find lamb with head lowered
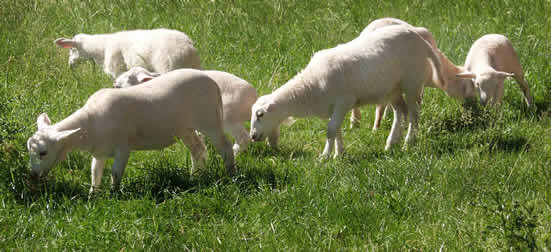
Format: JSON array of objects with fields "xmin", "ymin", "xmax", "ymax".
[
  {"xmin": 54, "ymin": 28, "xmax": 201, "ymax": 78},
  {"xmin": 114, "ymin": 67, "xmax": 258, "ymax": 156},
  {"xmin": 351, "ymin": 17, "xmax": 475, "ymax": 130},
  {"xmin": 27, "ymin": 69, "xmax": 234, "ymax": 193},
  {"xmin": 457, "ymin": 34, "xmax": 532, "ymax": 106},
  {"xmin": 250, "ymin": 25, "xmax": 446, "ymax": 159}
]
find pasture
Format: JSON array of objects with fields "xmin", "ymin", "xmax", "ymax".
[{"xmin": 1, "ymin": 0, "xmax": 550, "ymax": 250}]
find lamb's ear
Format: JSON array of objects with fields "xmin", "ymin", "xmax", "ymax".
[
  {"xmin": 281, "ymin": 117, "xmax": 296, "ymax": 126},
  {"xmin": 136, "ymin": 72, "xmax": 158, "ymax": 83},
  {"xmin": 54, "ymin": 128, "xmax": 81, "ymax": 142},
  {"xmin": 456, "ymin": 72, "xmax": 476, "ymax": 79},
  {"xmin": 54, "ymin": 38, "xmax": 75, "ymax": 48},
  {"xmin": 494, "ymin": 71, "xmax": 515, "ymax": 78},
  {"xmin": 37, "ymin": 113, "xmax": 51, "ymax": 130}
]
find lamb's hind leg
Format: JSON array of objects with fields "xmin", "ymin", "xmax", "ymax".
[
  {"xmin": 404, "ymin": 90, "xmax": 420, "ymax": 149},
  {"xmin": 386, "ymin": 94, "xmax": 407, "ymax": 151},
  {"xmin": 227, "ymin": 123, "xmax": 250, "ymax": 156},
  {"xmin": 111, "ymin": 146, "xmax": 130, "ymax": 191},
  {"xmin": 350, "ymin": 107, "xmax": 361, "ymax": 129},
  {"xmin": 201, "ymin": 127, "xmax": 235, "ymax": 174},
  {"xmin": 181, "ymin": 130, "xmax": 208, "ymax": 175}
]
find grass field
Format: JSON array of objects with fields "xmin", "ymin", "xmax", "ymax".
[{"xmin": 1, "ymin": 0, "xmax": 551, "ymax": 250}]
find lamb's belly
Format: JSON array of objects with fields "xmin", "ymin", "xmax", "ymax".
[{"xmin": 128, "ymin": 127, "xmax": 182, "ymax": 150}]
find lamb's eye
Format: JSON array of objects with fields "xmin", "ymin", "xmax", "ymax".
[
  {"xmin": 39, "ymin": 151, "xmax": 47, "ymax": 158},
  {"xmin": 256, "ymin": 111, "xmax": 264, "ymax": 118}
]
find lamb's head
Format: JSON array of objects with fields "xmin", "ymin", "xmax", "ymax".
[
  {"xmin": 250, "ymin": 95, "xmax": 283, "ymax": 142},
  {"xmin": 54, "ymin": 34, "xmax": 92, "ymax": 69},
  {"xmin": 457, "ymin": 71, "xmax": 514, "ymax": 105},
  {"xmin": 27, "ymin": 113, "xmax": 80, "ymax": 179},
  {"xmin": 114, "ymin": 67, "xmax": 160, "ymax": 88}
]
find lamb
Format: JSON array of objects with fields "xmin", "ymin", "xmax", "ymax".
[
  {"xmin": 54, "ymin": 28, "xmax": 202, "ymax": 78},
  {"xmin": 26, "ymin": 69, "xmax": 234, "ymax": 193},
  {"xmin": 250, "ymin": 25, "xmax": 446, "ymax": 158},
  {"xmin": 114, "ymin": 66, "xmax": 258, "ymax": 156},
  {"xmin": 351, "ymin": 17, "xmax": 475, "ymax": 130},
  {"xmin": 456, "ymin": 34, "xmax": 532, "ymax": 106}
]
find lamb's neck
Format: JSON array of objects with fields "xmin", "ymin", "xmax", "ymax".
[
  {"xmin": 440, "ymin": 52, "xmax": 465, "ymax": 85},
  {"xmin": 81, "ymin": 34, "xmax": 107, "ymax": 64},
  {"xmin": 272, "ymin": 74, "xmax": 321, "ymax": 118},
  {"xmin": 52, "ymin": 108, "xmax": 92, "ymax": 151}
]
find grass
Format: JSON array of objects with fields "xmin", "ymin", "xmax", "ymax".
[{"xmin": 1, "ymin": 0, "xmax": 551, "ymax": 250}]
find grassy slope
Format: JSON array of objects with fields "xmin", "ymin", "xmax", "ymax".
[{"xmin": 1, "ymin": 0, "xmax": 550, "ymax": 250}]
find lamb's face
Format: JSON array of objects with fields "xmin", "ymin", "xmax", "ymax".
[
  {"xmin": 27, "ymin": 113, "xmax": 81, "ymax": 179},
  {"xmin": 250, "ymin": 96, "xmax": 279, "ymax": 142},
  {"xmin": 114, "ymin": 67, "xmax": 159, "ymax": 88},
  {"xmin": 27, "ymin": 130, "xmax": 64, "ymax": 179},
  {"xmin": 473, "ymin": 71, "xmax": 512, "ymax": 105}
]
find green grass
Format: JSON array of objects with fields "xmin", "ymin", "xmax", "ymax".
[{"xmin": 1, "ymin": 0, "xmax": 551, "ymax": 250}]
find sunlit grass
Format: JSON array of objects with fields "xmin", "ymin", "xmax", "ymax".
[{"xmin": 1, "ymin": 0, "xmax": 550, "ymax": 250}]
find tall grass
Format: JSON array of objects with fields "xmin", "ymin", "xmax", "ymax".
[{"xmin": 1, "ymin": 0, "xmax": 550, "ymax": 250}]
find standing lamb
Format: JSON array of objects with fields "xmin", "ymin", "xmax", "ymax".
[
  {"xmin": 26, "ymin": 69, "xmax": 234, "ymax": 193},
  {"xmin": 54, "ymin": 29, "xmax": 202, "ymax": 78},
  {"xmin": 351, "ymin": 17, "xmax": 475, "ymax": 130},
  {"xmin": 250, "ymin": 25, "xmax": 446, "ymax": 158},
  {"xmin": 456, "ymin": 34, "xmax": 532, "ymax": 106},
  {"xmin": 114, "ymin": 66, "xmax": 258, "ymax": 156}
]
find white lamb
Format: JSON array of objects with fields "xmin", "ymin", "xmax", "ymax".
[
  {"xmin": 27, "ymin": 69, "xmax": 234, "ymax": 193},
  {"xmin": 54, "ymin": 28, "xmax": 202, "ymax": 78},
  {"xmin": 250, "ymin": 25, "xmax": 446, "ymax": 158},
  {"xmin": 456, "ymin": 34, "xmax": 532, "ymax": 106},
  {"xmin": 351, "ymin": 17, "xmax": 475, "ymax": 130},
  {"xmin": 114, "ymin": 66, "xmax": 258, "ymax": 156}
]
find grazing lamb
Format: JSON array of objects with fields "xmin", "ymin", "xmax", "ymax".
[
  {"xmin": 250, "ymin": 25, "xmax": 446, "ymax": 158},
  {"xmin": 54, "ymin": 29, "xmax": 201, "ymax": 78},
  {"xmin": 351, "ymin": 17, "xmax": 475, "ymax": 130},
  {"xmin": 456, "ymin": 34, "xmax": 532, "ymax": 106},
  {"xmin": 114, "ymin": 66, "xmax": 258, "ymax": 156},
  {"xmin": 27, "ymin": 69, "xmax": 234, "ymax": 193}
]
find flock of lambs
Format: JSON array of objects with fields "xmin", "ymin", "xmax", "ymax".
[{"xmin": 26, "ymin": 18, "xmax": 532, "ymax": 193}]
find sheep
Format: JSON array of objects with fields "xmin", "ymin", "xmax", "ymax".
[
  {"xmin": 351, "ymin": 17, "xmax": 475, "ymax": 130},
  {"xmin": 26, "ymin": 69, "xmax": 234, "ymax": 193},
  {"xmin": 250, "ymin": 25, "xmax": 446, "ymax": 158},
  {"xmin": 456, "ymin": 34, "xmax": 532, "ymax": 106},
  {"xmin": 114, "ymin": 66, "xmax": 258, "ymax": 156},
  {"xmin": 54, "ymin": 28, "xmax": 201, "ymax": 79}
]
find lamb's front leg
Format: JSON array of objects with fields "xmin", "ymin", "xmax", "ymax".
[
  {"xmin": 89, "ymin": 157, "xmax": 106, "ymax": 194},
  {"xmin": 321, "ymin": 102, "xmax": 352, "ymax": 159},
  {"xmin": 349, "ymin": 107, "xmax": 361, "ymax": 129},
  {"xmin": 111, "ymin": 146, "xmax": 130, "ymax": 191},
  {"xmin": 267, "ymin": 126, "xmax": 280, "ymax": 149}
]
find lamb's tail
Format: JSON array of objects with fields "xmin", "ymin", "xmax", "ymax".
[{"xmin": 419, "ymin": 35, "xmax": 447, "ymax": 90}]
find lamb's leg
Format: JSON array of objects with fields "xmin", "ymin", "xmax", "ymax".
[
  {"xmin": 89, "ymin": 157, "xmax": 106, "ymax": 194},
  {"xmin": 321, "ymin": 102, "xmax": 352, "ymax": 159},
  {"xmin": 181, "ymin": 131, "xmax": 208, "ymax": 175},
  {"xmin": 202, "ymin": 127, "xmax": 235, "ymax": 174},
  {"xmin": 513, "ymin": 75, "xmax": 533, "ymax": 106},
  {"xmin": 333, "ymin": 127, "xmax": 344, "ymax": 159},
  {"xmin": 495, "ymin": 83, "xmax": 505, "ymax": 105},
  {"xmin": 267, "ymin": 126, "xmax": 280, "ymax": 149},
  {"xmin": 386, "ymin": 95, "xmax": 406, "ymax": 151},
  {"xmin": 111, "ymin": 146, "xmax": 130, "ymax": 191},
  {"xmin": 227, "ymin": 123, "xmax": 250, "ymax": 157},
  {"xmin": 372, "ymin": 104, "xmax": 385, "ymax": 131},
  {"xmin": 404, "ymin": 91, "xmax": 420, "ymax": 149},
  {"xmin": 350, "ymin": 107, "xmax": 361, "ymax": 129}
]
